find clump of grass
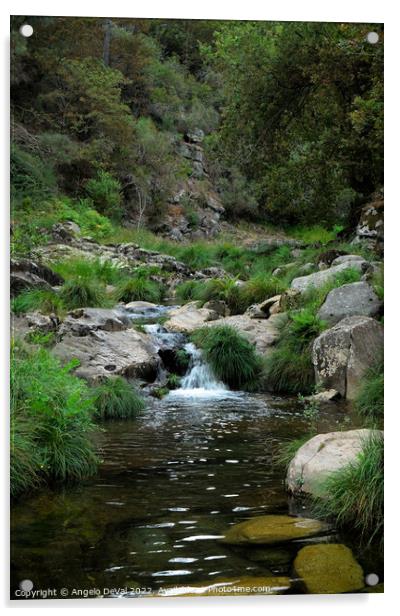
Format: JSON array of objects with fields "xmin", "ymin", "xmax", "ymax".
[
  {"xmin": 192, "ymin": 325, "xmax": 262, "ymax": 390},
  {"xmin": 53, "ymin": 257, "xmax": 124, "ymax": 286},
  {"xmin": 263, "ymin": 309, "xmax": 326, "ymax": 394},
  {"xmin": 242, "ymin": 274, "xmax": 287, "ymax": 306},
  {"xmin": 59, "ymin": 278, "xmax": 108, "ymax": 309},
  {"xmin": 290, "ymin": 225, "xmax": 342, "ymax": 245},
  {"xmin": 355, "ymin": 361, "xmax": 384, "ymax": 422},
  {"xmin": 11, "ymin": 289, "xmax": 64, "ymax": 316},
  {"xmin": 166, "ymin": 373, "xmax": 181, "ymax": 390},
  {"xmin": 313, "ymin": 432, "xmax": 384, "ymax": 546},
  {"xmin": 10, "ymin": 342, "xmax": 98, "ymax": 494},
  {"xmin": 93, "ymin": 377, "xmax": 145, "ymax": 421},
  {"xmin": 115, "ymin": 274, "xmax": 164, "ymax": 304},
  {"xmin": 175, "ymin": 280, "xmax": 201, "ymax": 303}
]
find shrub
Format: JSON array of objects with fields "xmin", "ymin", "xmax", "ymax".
[
  {"xmin": 10, "ymin": 343, "xmax": 98, "ymax": 493},
  {"xmin": 11, "ymin": 289, "xmax": 64, "ymax": 316},
  {"xmin": 355, "ymin": 361, "xmax": 384, "ymax": 422},
  {"xmin": 59, "ymin": 279, "xmax": 107, "ymax": 309},
  {"xmin": 85, "ymin": 171, "xmax": 123, "ymax": 220},
  {"xmin": 93, "ymin": 377, "xmax": 145, "ymax": 420},
  {"xmin": 192, "ymin": 325, "xmax": 262, "ymax": 390},
  {"xmin": 314, "ymin": 432, "xmax": 384, "ymax": 546}
]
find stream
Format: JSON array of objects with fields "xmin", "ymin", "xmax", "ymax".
[{"xmin": 10, "ymin": 305, "xmax": 381, "ymax": 598}]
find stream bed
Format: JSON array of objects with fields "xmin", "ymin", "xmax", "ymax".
[{"xmin": 11, "ymin": 386, "xmax": 381, "ymax": 598}]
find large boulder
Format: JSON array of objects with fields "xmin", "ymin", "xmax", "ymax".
[
  {"xmin": 290, "ymin": 260, "xmax": 368, "ymax": 293},
  {"xmin": 317, "ymin": 281, "xmax": 382, "ymax": 325},
  {"xmin": 312, "ymin": 316, "xmax": 383, "ymax": 398},
  {"xmin": 286, "ymin": 429, "xmax": 383, "ymax": 496},
  {"xmin": 221, "ymin": 515, "xmax": 329, "ymax": 546},
  {"xmin": 52, "ymin": 328, "xmax": 159, "ymax": 383},
  {"xmin": 203, "ymin": 313, "xmax": 283, "ymax": 355},
  {"xmin": 294, "ymin": 544, "xmax": 364, "ymax": 594},
  {"xmin": 58, "ymin": 307, "xmax": 131, "ymax": 337},
  {"xmin": 164, "ymin": 301, "xmax": 220, "ymax": 334},
  {"xmin": 353, "ymin": 193, "xmax": 384, "ymax": 254}
]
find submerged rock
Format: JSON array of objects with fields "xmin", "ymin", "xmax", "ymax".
[
  {"xmin": 159, "ymin": 576, "xmax": 291, "ymax": 596},
  {"xmin": 312, "ymin": 315, "xmax": 383, "ymax": 399},
  {"xmin": 286, "ymin": 429, "xmax": 383, "ymax": 496},
  {"xmin": 293, "ymin": 544, "xmax": 364, "ymax": 594},
  {"xmin": 221, "ymin": 515, "xmax": 329, "ymax": 545},
  {"xmin": 53, "ymin": 328, "xmax": 159, "ymax": 383},
  {"xmin": 317, "ymin": 281, "xmax": 382, "ymax": 325}
]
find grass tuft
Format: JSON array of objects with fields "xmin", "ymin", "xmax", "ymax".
[
  {"xmin": 355, "ymin": 361, "xmax": 384, "ymax": 423},
  {"xmin": 59, "ymin": 278, "xmax": 108, "ymax": 309},
  {"xmin": 93, "ymin": 377, "xmax": 145, "ymax": 421}
]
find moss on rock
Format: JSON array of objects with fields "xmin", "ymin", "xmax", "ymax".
[{"xmin": 221, "ymin": 515, "xmax": 329, "ymax": 545}]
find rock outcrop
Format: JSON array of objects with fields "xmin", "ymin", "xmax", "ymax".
[
  {"xmin": 312, "ymin": 316, "xmax": 383, "ymax": 398},
  {"xmin": 58, "ymin": 307, "xmax": 131, "ymax": 337},
  {"xmin": 53, "ymin": 328, "xmax": 159, "ymax": 383},
  {"xmin": 353, "ymin": 192, "xmax": 384, "ymax": 255},
  {"xmin": 317, "ymin": 281, "xmax": 382, "ymax": 325},
  {"xmin": 291, "ymin": 259, "xmax": 368, "ymax": 293},
  {"xmin": 11, "ymin": 258, "xmax": 64, "ymax": 296},
  {"xmin": 164, "ymin": 301, "xmax": 220, "ymax": 334},
  {"xmin": 286, "ymin": 429, "xmax": 383, "ymax": 496}
]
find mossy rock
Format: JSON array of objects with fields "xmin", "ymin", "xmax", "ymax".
[
  {"xmin": 159, "ymin": 576, "xmax": 291, "ymax": 597},
  {"xmin": 221, "ymin": 515, "xmax": 329, "ymax": 545},
  {"xmin": 294, "ymin": 544, "xmax": 364, "ymax": 594}
]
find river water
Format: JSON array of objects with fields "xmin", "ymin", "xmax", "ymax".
[{"xmin": 10, "ymin": 318, "xmax": 381, "ymax": 598}]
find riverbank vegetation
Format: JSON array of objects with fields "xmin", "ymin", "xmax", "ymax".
[{"xmin": 93, "ymin": 377, "xmax": 145, "ymax": 421}]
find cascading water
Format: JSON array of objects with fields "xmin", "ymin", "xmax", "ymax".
[{"xmin": 169, "ymin": 343, "xmax": 233, "ymax": 399}]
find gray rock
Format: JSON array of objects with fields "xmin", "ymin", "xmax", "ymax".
[
  {"xmin": 58, "ymin": 307, "xmax": 131, "ymax": 337},
  {"xmin": 53, "ymin": 328, "xmax": 159, "ymax": 383},
  {"xmin": 164, "ymin": 301, "xmax": 220, "ymax": 334},
  {"xmin": 291, "ymin": 260, "xmax": 368, "ymax": 293},
  {"xmin": 11, "ymin": 258, "xmax": 63, "ymax": 296},
  {"xmin": 330, "ymin": 254, "xmax": 366, "ymax": 267},
  {"xmin": 186, "ymin": 128, "xmax": 205, "ymax": 143},
  {"xmin": 306, "ymin": 389, "xmax": 340, "ymax": 402},
  {"xmin": 312, "ymin": 316, "xmax": 383, "ymax": 399},
  {"xmin": 287, "ymin": 429, "xmax": 383, "ymax": 496},
  {"xmin": 203, "ymin": 300, "xmax": 229, "ymax": 317},
  {"xmin": 245, "ymin": 295, "xmax": 282, "ymax": 319},
  {"xmin": 317, "ymin": 281, "xmax": 382, "ymax": 325}
]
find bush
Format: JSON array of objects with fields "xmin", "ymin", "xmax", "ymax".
[
  {"xmin": 11, "ymin": 289, "xmax": 64, "ymax": 316},
  {"xmin": 85, "ymin": 171, "xmax": 123, "ymax": 220},
  {"xmin": 59, "ymin": 279, "xmax": 108, "ymax": 309},
  {"xmin": 10, "ymin": 343, "xmax": 98, "ymax": 495},
  {"xmin": 314, "ymin": 432, "xmax": 384, "ymax": 546},
  {"xmin": 93, "ymin": 377, "xmax": 145, "ymax": 420},
  {"xmin": 355, "ymin": 361, "xmax": 384, "ymax": 422},
  {"xmin": 192, "ymin": 325, "xmax": 262, "ymax": 390}
]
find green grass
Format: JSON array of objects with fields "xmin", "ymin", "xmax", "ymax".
[
  {"xmin": 290, "ymin": 225, "xmax": 343, "ymax": 245},
  {"xmin": 93, "ymin": 377, "xmax": 145, "ymax": 421},
  {"xmin": 53, "ymin": 257, "xmax": 125, "ymax": 286},
  {"xmin": 114, "ymin": 273, "xmax": 165, "ymax": 304},
  {"xmin": 11, "ymin": 289, "xmax": 64, "ymax": 316},
  {"xmin": 59, "ymin": 278, "xmax": 108, "ymax": 309},
  {"xmin": 313, "ymin": 432, "xmax": 384, "ymax": 546},
  {"xmin": 10, "ymin": 342, "xmax": 98, "ymax": 495},
  {"xmin": 355, "ymin": 361, "xmax": 384, "ymax": 423},
  {"xmin": 192, "ymin": 325, "xmax": 262, "ymax": 390}
]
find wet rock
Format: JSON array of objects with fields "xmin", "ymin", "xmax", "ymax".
[
  {"xmin": 286, "ymin": 429, "xmax": 383, "ymax": 496},
  {"xmin": 58, "ymin": 307, "xmax": 131, "ymax": 337},
  {"xmin": 293, "ymin": 544, "xmax": 364, "ymax": 594},
  {"xmin": 164, "ymin": 301, "xmax": 220, "ymax": 334},
  {"xmin": 159, "ymin": 576, "xmax": 291, "ymax": 596},
  {"xmin": 312, "ymin": 316, "xmax": 383, "ymax": 398},
  {"xmin": 317, "ymin": 281, "xmax": 382, "ymax": 325},
  {"xmin": 291, "ymin": 260, "xmax": 368, "ymax": 293},
  {"xmin": 52, "ymin": 328, "xmax": 159, "ymax": 383},
  {"xmin": 221, "ymin": 515, "xmax": 329, "ymax": 545},
  {"xmin": 204, "ymin": 313, "xmax": 283, "ymax": 355}
]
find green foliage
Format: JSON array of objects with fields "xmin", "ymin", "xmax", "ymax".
[
  {"xmin": 11, "ymin": 342, "xmax": 98, "ymax": 495},
  {"xmin": 12, "ymin": 289, "xmax": 64, "ymax": 316},
  {"xmin": 59, "ymin": 279, "xmax": 108, "ymax": 310},
  {"xmin": 314, "ymin": 432, "xmax": 384, "ymax": 546},
  {"xmin": 93, "ymin": 377, "xmax": 145, "ymax": 421},
  {"xmin": 166, "ymin": 373, "xmax": 181, "ymax": 390},
  {"xmin": 85, "ymin": 171, "xmax": 123, "ymax": 220},
  {"xmin": 290, "ymin": 225, "xmax": 343, "ymax": 245},
  {"xmin": 53, "ymin": 257, "xmax": 124, "ymax": 286},
  {"xmin": 175, "ymin": 348, "xmax": 190, "ymax": 372},
  {"xmin": 114, "ymin": 269, "xmax": 165, "ymax": 303},
  {"xmin": 355, "ymin": 361, "xmax": 384, "ymax": 422},
  {"xmin": 192, "ymin": 325, "xmax": 262, "ymax": 390},
  {"xmin": 11, "ymin": 143, "xmax": 56, "ymax": 200},
  {"xmin": 242, "ymin": 274, "xmax": 287, "ymax": 306}
]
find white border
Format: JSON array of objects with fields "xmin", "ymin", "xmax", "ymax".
[{"xmin": 1, "ymin": 1, "xmax": 398, "ymax": 614}]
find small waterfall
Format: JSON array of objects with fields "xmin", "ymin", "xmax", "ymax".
[{"xmin": 169, "ymin": 343, "xmax": 229, "ymax": 399}]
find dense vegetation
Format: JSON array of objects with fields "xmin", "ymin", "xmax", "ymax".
[{"xmin": 11, "ymin": 17, "xmax": 383, "ymax": 253}]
